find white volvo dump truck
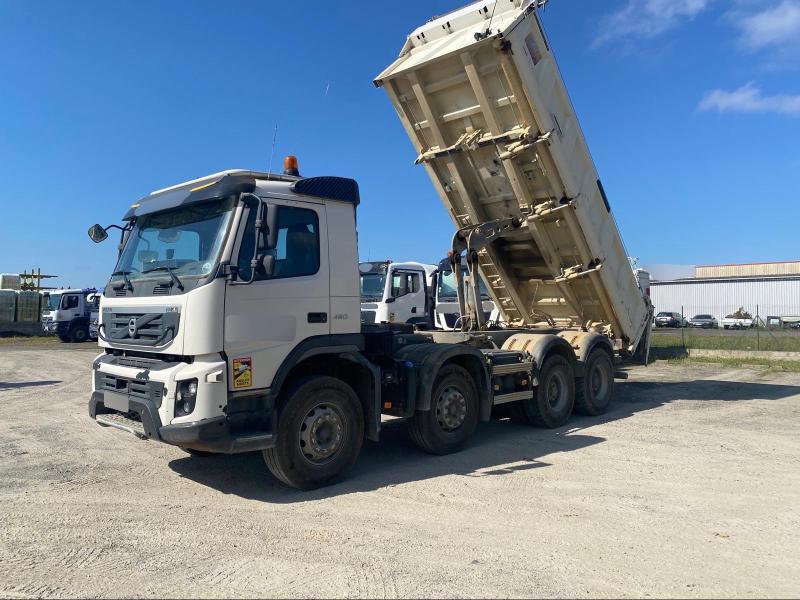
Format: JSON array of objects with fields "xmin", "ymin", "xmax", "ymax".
[{"xmin": 87, "ymin": 0, "xmax": 651, "ymax": 490}]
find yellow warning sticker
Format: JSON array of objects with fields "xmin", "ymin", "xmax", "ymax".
[{"xmin": 232, "ymin": 357, "xmax": 252, "ymax": 389}]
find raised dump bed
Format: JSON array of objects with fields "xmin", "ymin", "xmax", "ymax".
[{"xmin": 376, "ymin": 0, "xmax": 651, "ymax": 352}]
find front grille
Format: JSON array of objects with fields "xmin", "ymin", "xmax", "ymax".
[
  {"xmin": 361, "ymin": 310, "xmax": 377, "ymax": 325},
  {"xmin": 96, "ymin": 372, "xmax": 163, "ymax": 407},
  {"xmin": 103, "ymin": 309, "xmax": 179, "ymax": 346},
  {"xmin": 116, "ymin": 355, "xmax": 161, "ymax": 369},
  {"xmin": 152, "ymin": 284, "xmax": 170, "ymax": 296},
  {"xmin": 115, "ymin": 288, "xmax": 128, "ymax": 297}
]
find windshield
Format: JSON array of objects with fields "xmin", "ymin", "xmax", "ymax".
[
  {"xmin": 112, "ymin": 197, "xmax": 236, "ymax": 285},
  {"xmin": 656, "ymin": 312, "xmax": 672, "ymax": 317},
  {"xmin": 45, "ymin": 293, "xmax": 61, "ymax": 311},
  {"xmin": 437, "ymin": 269, "xmax": 490, "ymax": 301},
  {"xmin": 360, "ymin": 273, "xmax": 387, "ymax": 301},
  {"xmin": 694, "ymin": 315, "xmax": 711, "ymax": 320}
]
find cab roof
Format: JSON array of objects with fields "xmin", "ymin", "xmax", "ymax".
[{"xmin": 124, "ymin": 170, "xmax": 359, "ymax": 220}]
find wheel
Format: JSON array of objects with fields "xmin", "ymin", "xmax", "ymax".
[
  {"xmin": 518, "ymin": 354, "xmax": 575, "ymax": 428},
  {"xmin": 408, "ymin": 364, "xmax": 479, "ymax": 455},
  {"xmin": 574, "ymin": 349, "xmax": 614, "ymax": 416},
  {"xmin": 263, "ymin": 376, "xmax": 363, "ymax": 490},
  {"xmin": 58, "ymin": 335, "xmax": 71, "ymax": 343},
  {"xmin": 70, "ymin": 326, "xmax": 89, "ymax": 343}
]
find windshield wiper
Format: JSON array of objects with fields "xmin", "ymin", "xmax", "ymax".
[
  {"xmin": 143, "ymin": 266, "xmax": 184, "ymax": 291},
  {"xmin": 112, "ymin": 270, "xmax": 134, "ymax": 291}
]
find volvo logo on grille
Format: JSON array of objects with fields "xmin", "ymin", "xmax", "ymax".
[{"xmin": 128, "ymin": 318, "xmax": 137, "ymax": 337}]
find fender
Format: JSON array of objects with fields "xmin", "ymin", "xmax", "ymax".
[
  {"xmin": 502, "ymin": 333, "xmax": 577, "ymax": 381},
  {"xmin": 393, "ymin": 343, "xmax": 491, "ymax": 420},
  {"xmin": 338, "ymin": 351, "xmax": 382, "ymax": 443},
  {"xmin": 557, "ymin": 331, "xmax": 614, "ymax": 377}
]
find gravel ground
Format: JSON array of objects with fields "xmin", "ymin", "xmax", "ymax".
[{"xmin": 0, "ymin": 345, "xmax": 798, "ymax": 598}]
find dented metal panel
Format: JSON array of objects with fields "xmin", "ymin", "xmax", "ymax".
[{"xmin": 376, "ymin": 0, "xmax": 650, "ymax": 351}]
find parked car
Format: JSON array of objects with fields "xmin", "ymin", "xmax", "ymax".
[
  {"xmin": 654, "ymin": 311, "xmax": 687, "ymax": 328},
  {"xmin": 721, "ymin": 307, "xmax": 754, "ymax": 330},
  {"xmin": 688, "ymin": 314, "xmax": 718, "ymax": 329}
]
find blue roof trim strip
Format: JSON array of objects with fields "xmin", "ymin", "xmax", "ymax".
[{"xmin": 292, "ymin": 177, "xmax": 360, "ymax": 205}]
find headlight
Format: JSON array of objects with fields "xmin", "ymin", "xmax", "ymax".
[{"xmin": 175, "ymin": 378, "xmax": 198, "ymax": 417}]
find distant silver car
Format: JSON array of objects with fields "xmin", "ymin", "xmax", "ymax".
[
  {"xmin": 655, "ymin": 311, "xmax": 687, "ymax": 328},
  {"xmin": 688, "ymin": 314, "xmax": 718, "ymax": 329}
]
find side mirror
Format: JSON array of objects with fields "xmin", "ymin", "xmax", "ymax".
[
  {"xmin": 88, "ymin": 224, "xmax": 108, "ymax": 243},
  {"xmin": 255, "ymin": 254, "xmax": 275, "ymax": 277}
]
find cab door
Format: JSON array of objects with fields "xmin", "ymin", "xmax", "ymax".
[
  {"xmin": 388, "ymin": 269, "xmax": 425, "ymax": 324},
  {"xmin": 224, "ymin": 198, "xmax": 329, "ymax": 392}
]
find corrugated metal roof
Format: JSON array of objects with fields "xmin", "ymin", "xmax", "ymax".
[{"xmin": 695, "ymin": 261, "xmax": 800, "ymax": 279}]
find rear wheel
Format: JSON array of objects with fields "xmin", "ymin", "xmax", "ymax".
[
  {"xmin": 517, "ymin": 354, "xmax": 575, "ymax": 428},
  {"xmin": 263, "ymin": 376, "xmax": 363, "ymax": 490},
  {"xmin": 574, "ymin": 349, "xmax": 614, "ymax": 416},
  {"xmin": 408, "ymin": 364, "xmax": 478, "ymax": 455}
]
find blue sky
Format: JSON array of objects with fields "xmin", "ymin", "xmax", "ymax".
[{"xmin": 1, "ymin": 0, "xmax": 798, "ymax": 289}]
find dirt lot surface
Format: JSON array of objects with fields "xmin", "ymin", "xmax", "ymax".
[{"xmin": 1, "ymin": 344, "xmax": 798, "ymax": 598}]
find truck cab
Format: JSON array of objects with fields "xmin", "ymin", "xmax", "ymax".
[
  {"xmin": 359, "ymin": 261, "xmax": 436, "ymax": 328},
  {"xmin": 434, "ymin": 257, "xmax": 499, "ymax": 331},
  {"xmin": 41, "ymin": 288, "xmax": 98, "ymax": 342}
]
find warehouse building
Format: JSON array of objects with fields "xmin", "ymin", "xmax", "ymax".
[{"xmin": 650, "ymin": 261, "xmax": 800, "ymax": 325}]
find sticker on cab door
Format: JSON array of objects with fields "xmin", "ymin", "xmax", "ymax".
[{"xmin": 232, "ymin": 357, "xmax": 252, "ymax": 389}]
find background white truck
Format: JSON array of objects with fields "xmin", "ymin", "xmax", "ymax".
[
  {"xmin": 41, "ymin": 288, "xmax": 99, "ymax": 342},
  {"xmin": 86, "ymin": 0, "xmax": 651, "ymax": 490},
  {"xmin": 433, "ymin": 256, "xmax": 500, "ymax": 330},
  {"xmin": 359, "ymin": 261, "xmax": 437, "ymax": 327}
]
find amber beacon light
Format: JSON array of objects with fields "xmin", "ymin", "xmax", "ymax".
[{"xmin": 283, "ymin": 155, "xmax": 300, "ymax": 177}]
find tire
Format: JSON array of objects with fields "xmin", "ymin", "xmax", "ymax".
[
  {"xmin": 70, "ymin": 326, "xmax": 89, "ymax": 343},
  {"xmin": 408, "ymin": 364, "xmax": 479, "ymax": 455},
  {"xmin": 518, "ymin": 354, "xmax": 575, "ymax": 428},
  {"xmin": 574, "ymin": 349, "xmax": 614, "ymax": 416},
  {"xmin": 263, "ymin": 376, "xmax": 364, "ymax": 490},
  {"xmin": 58, "ymin": 335, "xmax": 71, "ymax": 343}
]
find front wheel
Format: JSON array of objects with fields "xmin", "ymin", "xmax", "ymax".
[
  {"xmin": 263, "ymin": 376, "xmax": 364, "ymax": 490},
  {"xmin": 70, "ymin": 326, "xmax": 89, "ymax": 343},
  {"xmin": 408, "ymin": 364, "xmax": 479, "ymax": 455},
  {"xmin": 574, "ymin": 349, "xmax": 614, "ymax": 416}
]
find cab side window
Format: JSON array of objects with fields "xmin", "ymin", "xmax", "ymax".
[
  {"xmin": 61, "ymin": 295, "xmax": 79, "ymax": 309},
  {"xmin": 390, "ymin": 272, "xmax": 421, "ymax": 298},
  {"xmin": 238, "ymin": 205, "xmax": 320, "ymax": 282}
]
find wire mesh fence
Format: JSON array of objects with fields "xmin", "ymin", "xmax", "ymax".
[{"xmin": 651, "ymin": 304, "xmax": 800, "ymax": 354}]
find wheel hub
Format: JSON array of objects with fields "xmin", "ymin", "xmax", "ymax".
[
  {"xmin": 299, "ymin": 404, "xmax": 344, "ymax": 464},
  {"xmin": 436, "ymin": 386, "xmax": 467, "ymax": 431},
  {"xmin": 590, "ymin": 364, "xmax": 608, "ymax": 399},
  {"xmin": 546, "ymin": 373, "xmax": 566, "ymax": 410}
]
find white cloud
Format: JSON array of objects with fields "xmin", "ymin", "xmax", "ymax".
[
  {"xmin": 735, "ymin": 0, "xmax": 800, "ymax": 50},
  {"xmin": 698, "ymin": 82, "xmax": 800, "ymax": 115},
  {"xmin": 595, "ymin": 0, "xmax": 713, "ymax": 45}
]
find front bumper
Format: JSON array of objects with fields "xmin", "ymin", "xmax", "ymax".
[
  {"xmin": 89, "ymin": 391, "xmax": 274, "ymax": 453},
  {"xmin": 89, "ymin": 354, "xmax": 276, "ymax": 454}
]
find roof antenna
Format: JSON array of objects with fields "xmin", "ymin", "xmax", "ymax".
[{"xmin": 267, "ymin": 124, "xmax": 278, "ymax": 178}]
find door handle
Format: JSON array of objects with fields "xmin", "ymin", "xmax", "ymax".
[{"xmin": 308, "ymin": 312, "xmax": 328, "ymax": 324}]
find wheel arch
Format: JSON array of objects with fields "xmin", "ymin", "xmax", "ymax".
[{"xmin": 393, "ymin": 343, "xmax": 491, "ymax": 420}]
